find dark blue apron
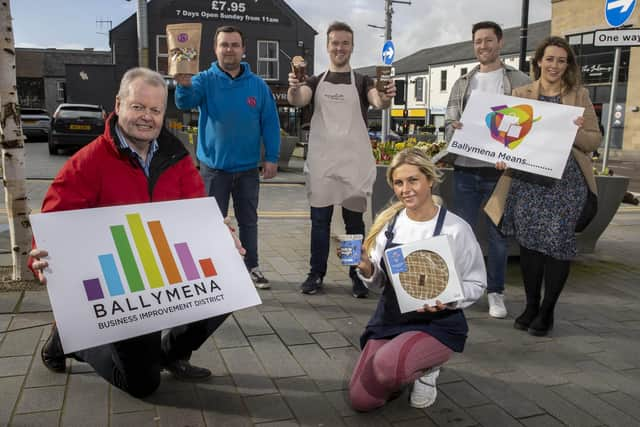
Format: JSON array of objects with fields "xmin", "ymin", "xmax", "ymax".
[{"xmin": 359, "ymin": 207, "xmax": 469, "ymax": 352}]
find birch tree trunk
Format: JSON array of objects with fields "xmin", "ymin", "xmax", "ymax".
[{"xmin": 0, "ymin": 0, "xmax": 31, "ymax": 280}]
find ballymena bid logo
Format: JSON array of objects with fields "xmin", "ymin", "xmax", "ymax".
[
  {"xmin": 82, "ymin": 213, "xmax": 224, "ymax": 325},
  {"xmin": 485, "ymin": 104, "xmax": 541, "ymax": 150}
]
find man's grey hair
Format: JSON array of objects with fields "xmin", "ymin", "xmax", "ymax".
[{"xmin": 117, "ymin": 67, "xmax": 168, "ymax": 104}]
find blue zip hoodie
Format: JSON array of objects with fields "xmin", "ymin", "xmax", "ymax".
[{"xmin": 175, "ymin": 62, "xmax": 280, "ymax": 172}]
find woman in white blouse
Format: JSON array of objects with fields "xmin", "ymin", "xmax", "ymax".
[{"xmin": 349, "ymin": 148, "xmax": 486, "ymax": 411}]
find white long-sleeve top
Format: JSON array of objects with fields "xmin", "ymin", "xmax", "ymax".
[{"xmin": 359, "ymin": 207, "xmax": 487, "ymax": 309}]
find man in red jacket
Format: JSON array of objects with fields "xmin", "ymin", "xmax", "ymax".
[{"xmin": 29, "ymin": 68, "xmax": 241, "ymax": 398}]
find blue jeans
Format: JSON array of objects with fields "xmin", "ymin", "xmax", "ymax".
[
  {"xmin": 200, "ymin": 165, "xmax": 260, "ymax": 270},
  {"xmin": 453, "ymin": 169, "xmax": 507, "ymax": 294},
  {"xmin": 310, "ymin": 206, "xmax": 364, "ymax": 277}
]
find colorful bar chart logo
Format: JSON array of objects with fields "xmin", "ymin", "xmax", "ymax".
[{"xmin": 82, "ymin": 213, "xmax": 218, "ymax": 302}]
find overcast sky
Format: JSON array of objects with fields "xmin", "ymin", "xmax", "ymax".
[{"xmin": 11, "ymin": 0, "xmax": 552, "ymax": 70}]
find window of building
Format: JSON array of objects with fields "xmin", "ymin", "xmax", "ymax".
[
  {"xmin": 414, "ymin": 77, "xmax": 424, "ymax": 102},
  {"xmin": 460, "ymin": 67, "xmax": 468, "ymax": 77},
  {"xmin": 56, "ymin": 81, "xmax": 66, "ymax": 101},
  {"xmin": 156, "ymin": 35, "xmax": 168, "ymax": 76},
  {"xmin": 257, "ymin": 40, "xmax": 279, "ymax": 81},
  {"xmin": 440, "ymin": 70, "xmax": 447, "ymax": 91},
  {"xmin": 566, "ymin": 31, "xmax": 631, "ymax": 85}
]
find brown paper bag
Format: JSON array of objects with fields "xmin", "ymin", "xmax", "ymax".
[{"xmin": 166, "ymin": 23, "xmax": 202, "ymax": 76}]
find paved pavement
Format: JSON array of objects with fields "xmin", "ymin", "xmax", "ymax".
[{"xmin": 1, "ymin": 144, "xmax": 640, "ymax": 426}]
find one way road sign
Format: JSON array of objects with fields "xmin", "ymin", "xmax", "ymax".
[
  {"xmin": 605, "ymin": 0, "xmax": 637, "ymax": 27},
  {"xmin": 595, "ymin": 28, "xmax": 640, "ymax": 46}
]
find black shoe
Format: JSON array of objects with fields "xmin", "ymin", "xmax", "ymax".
[
  {"xmin": 513, "ymin": 305, "xmax": 539, "ymax": 331},
  {"xmin": 301, "ymin": 273, "xmax": 323, "ymax": 295},
  {"xmin": 528, "ymin": 311, "xmax": 554, "ymax": 336},
  {"xmin": 351, "ymin": 276, "xmax": 369, "ymax": 298},
  {"xmin": 41, "ymin": 325, "xmax": 66, "ymax": 373},
  {"xmin": 163, "ymin": 359, "xmax": 212, "ymax": 380}
]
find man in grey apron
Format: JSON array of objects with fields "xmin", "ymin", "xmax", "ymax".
[{"xmin": 287, "ymin": 21, "xmax": 396, "ymax": 297}]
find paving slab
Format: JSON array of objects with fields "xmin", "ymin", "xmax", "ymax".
[
  {"xmin": 312, "ymin": 331, "xmax": 351, "ymax": 349},
  {"xmin": 422, "ymin": 391, "xmax": 478, "ymax": 427},
  {"xmin": 9, "ymin": 410, "xmax": 60, "ymax": 427},
  {"xmin": 110, "ymin": 386, "xmax": 155, "ymax": 414},
  {"xmin": 60, "ymin": 373, "xmax": 109, "ymax": 427},
  {"xmin": 466, "ymin": 404, "xmax": 522, "ymax": 427},
  {"xmin": 248, "ymin": 334, "xmax": 305, "ymax": 378},
  {"xmin": 519, "ymin": 414, "xmax": 566, "ymax": 427},
  {"xmin": 234, "ymin": 308, "xmax": 274, "ymax": 336},
  {"xmin": 110, "ymin": 411, "xmax": 158, "ymax": 427},
  {"xmin": 276, "ymin": 376, "xmax": 346, "ymax": 427},
  {"xmin": 262, "ymin": 311, "xmax": 314, "ymax": 346},
  {"xmin": 343, "ymin": 413, "xmax": 392, "ymax": 426},
  {"xmin": 494, "ymin": 370, "xmax": 600, "ymax": 427},
  {"xmin": 213, "ymin": 315, "xmax": 250, "ymax": 348},
  {"xmin": 289, "ymin": 344, "xmax": 346, "ymax": 392},
  {"xmin": 0, "ymin": 356, "xmax": 31, "ymax": 378},
  {"xmin": 195, "ymin": 376, "xmax": 252, "ymax": 426},
  {"xmin": 0, "ymin": 376, "xmax": 23, "ymax": 427},
  {"xmin": 598, "ymin": 391, "xmax": 640, "ymax": 422},
  {"xmin": 15, "ymin": 385, "xmax": 65, "ymax": 413},
  {"xmin": 453, "ymin": 364, "xmax": 544, "ymax": 419},
  {"xmin": 551, "ymin": 383, "xmax": 639, "ymax": 427},
  {"xmin": 18, "ymin": 291, "xmax": 50, "ymax": 312},
  {"xmin": 0, "ymin": 326, "xmax": 42, "ymax": 357},
  {"xmin": 152, "ymin": 388, "xmax": 206, "ymax": 427},
  {"xmin": 0, "ymin": 314, "xmax": 10, "ymax": 332},
  {"xmin": 244, "ymin": 393, "xmax": 293, "ymax": 423},
  {"xmin": 0, "ymin": 293, "xmax": 20, "ymax": 314},
  {"xmin": 220, "ymin": 346, "xmax": 278, "ymax": 396}
]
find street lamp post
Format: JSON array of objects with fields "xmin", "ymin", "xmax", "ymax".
[
  {"xmin": 519, "ymin": 0, "xmax": 530, "ymax": 72},
  {"xmin": 126, "ymin": 0, "xmax": 149, "ymax": 68}
]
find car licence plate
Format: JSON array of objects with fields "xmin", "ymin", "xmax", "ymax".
[
  {"xmin": 23, "ymin": 120, "xmax": 37, "ymax": 125},
  {"xmin": 69, "ymin": 124, "xmax": 91, "ymax": 131}
]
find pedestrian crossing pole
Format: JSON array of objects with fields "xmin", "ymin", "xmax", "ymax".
[
  {"xmin": 381, "ymin": 0, "xmax": 410, "ymax": 145},
  {"xmin": 381, "ymin": 0, "xmax": 392, "ymax": 145}
]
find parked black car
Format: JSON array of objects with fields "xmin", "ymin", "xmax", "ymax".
[
  {"xmin": 49, "ymin": 104, "xmax": 105, "ymax": 154},
  {"xmin": 20, "ymin": 107, "xmax": 51, "ymax": 142}
]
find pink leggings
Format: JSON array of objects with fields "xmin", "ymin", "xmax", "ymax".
[{"xmin": 349, "ymin": 331, "xmax": 453, "ymax": 412}]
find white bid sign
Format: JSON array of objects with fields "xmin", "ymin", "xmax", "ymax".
[
  {"xmin": 448, "ymin": 91, "xmax": 584, "ymax": 179},
  {"xmin": 30, "ymin": 197, "xmax": 261, "ymax": 353}
]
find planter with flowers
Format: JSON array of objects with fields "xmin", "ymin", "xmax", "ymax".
[{"xmin": 371, "ymin": 135, "xmax": 451, "ymax": 216}]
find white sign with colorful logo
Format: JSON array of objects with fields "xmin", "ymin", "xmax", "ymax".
[
  {"xmin": 29, "ymin": 197, "xmax": 262, "ymax": 353},
  {"xmin": 447, "ymin": 91, "xmax": 584, "ymax": 179}
]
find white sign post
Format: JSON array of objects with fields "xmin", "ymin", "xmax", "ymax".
[
  {"xmin": 447, "ymin": 91, "xmax": 584, "ymax": 179},
  {"xmin": 30, "ymin": 197, "xmax": 262, "ymax": 353}
]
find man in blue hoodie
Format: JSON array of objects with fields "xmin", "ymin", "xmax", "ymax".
[{"xmin": 175, "ymin": 25, "xmax": 280, "ymax": 289}]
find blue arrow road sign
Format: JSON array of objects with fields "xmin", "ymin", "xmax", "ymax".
[
  {"xmin": 382, "ymin": 40, "xmax": 395, "ymax": 65},
  {"xmin": 605, "ymin": 0, "xmax": 637, "ymax": 27}
]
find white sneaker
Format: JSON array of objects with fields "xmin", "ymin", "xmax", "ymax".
[
  {"xmin": 410, "ymin": 368, "xmax": 439, "ymax": 409},
  {"xmin": 488, "ymin": 293, "xmax": 508, "ymax": 318}
]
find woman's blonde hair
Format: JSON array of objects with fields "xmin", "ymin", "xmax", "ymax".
[{"xmin": 363, "ymin": 148, "xmax": 442, "ymax": 251}]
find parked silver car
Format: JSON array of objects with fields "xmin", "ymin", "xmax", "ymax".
[{"xmin": 20, "ymin": 107, "xmax": 51, "ymax": 142}]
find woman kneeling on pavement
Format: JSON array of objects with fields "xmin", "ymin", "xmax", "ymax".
[{"xmin": 348, "ymin": 148, "xmax": 486, "ymax": 411}]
